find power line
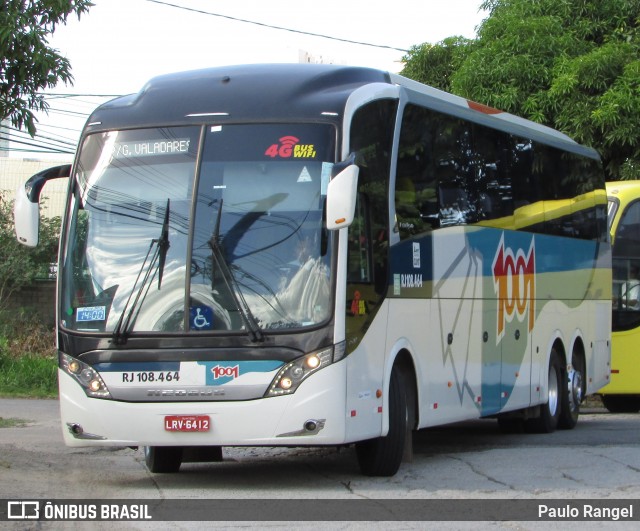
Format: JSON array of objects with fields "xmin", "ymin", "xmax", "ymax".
[
  {"xmin": 43, "ymin": 93, "xmax": 123, "ymax": 98},
  {"xmin": 0, "ymin": 147, "xmax": 71, "ymax": 154},
  {"xmin": 2, "ymin": 122, "xmax": 76, "ymax": 145},
  {"xmin": 0, "ymin": 135, "xmax": 74, "ymax": 154},
  {"xmin": 37, "ymin": 123, "xmax": 84, "ymax": 134},
  {"xmin": 1, "ymin": 133, "xmax": 75, "ymax": 153},
  {"xmin": 2, "ymin": 93, "xmax": 117, "ymax": 154},
  {"xmin": 3, "ymin": 129, "xmax": 76, "ymax": 149},
  {"xmin": 145, "ymin": 0, "xmax": 410, "ymax": 53},
  {"xmin": 46, "ymin": 106, "xmax": 92, "ymax": 117},
  {"xmin": 1, "ymin": 123, "xmax": 77, "ymax": 155}
]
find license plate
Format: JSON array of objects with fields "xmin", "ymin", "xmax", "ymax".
[{"xmin": 164, "ymin": 415, "xmax": 210, "ymax": 432}]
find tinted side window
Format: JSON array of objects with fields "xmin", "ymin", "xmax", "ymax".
[
  {"xmin": 395, "ymin": 104, "xmax": 475, "ymax": 239},
  {"xmin": 349, "ymin": 99, "xmax": 396, "ymax": 287},
  {"xmin": 531, "ymin": 145, "xmax": 605, "ymax": 240},
  {"xmin": 395, "ymin": 104, "xmax": 606, "ymax": 242}
]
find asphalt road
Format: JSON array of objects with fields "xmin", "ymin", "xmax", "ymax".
[{"xmin": 1, "ymin": 398, "xmax": 639, "ymax": 529}]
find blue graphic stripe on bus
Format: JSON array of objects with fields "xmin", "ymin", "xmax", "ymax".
[
  {"xmin": 94, "ymin": 362, "xmax": 181, "ymax": 372},
  {"xmin": 197, "ymin": 360, "xmax": 283, "ymax": 385},
  {"xmin": 467, "ymin": 228, "xmax": 602, "ymax": 277},
  {"xmin": 390, "ymin": 228, "xmax": 602, "ymax": 280}
]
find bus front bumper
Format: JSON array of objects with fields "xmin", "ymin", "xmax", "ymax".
[{"xmin": 58, "ymin": 362, "xmax": 349, "ymax": 448}]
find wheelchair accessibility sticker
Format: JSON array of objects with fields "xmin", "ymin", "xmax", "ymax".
[{"xmin": 189, "ymin": 306, "xmax": 213, "ymax": 330}]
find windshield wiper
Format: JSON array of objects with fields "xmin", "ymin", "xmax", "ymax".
[
  {"xmin": 209, "ymin": 199, "xmax": 264, "ymax": 342},
  {"xmin": 112, "ymin": 199, "xmax": 171, "ymax": 345},
  {"xmin": 157, "ymin": 199, "xmax": 171, "ymax": 289}
]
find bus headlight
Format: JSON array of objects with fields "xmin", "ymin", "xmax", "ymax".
[
  {"xmin": 266, "ymin": 346, "xmax": 335, "ymax": 397},
  {"xmin": 60, "ymin": 352, "xmax": 111, "ymax": 399}
]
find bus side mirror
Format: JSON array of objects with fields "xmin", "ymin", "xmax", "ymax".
[
  {"xmin": 14, "ymin": 183, "xmax": 40, "ymax": 247},
  {"xmin": 326, "ymin": 164, "xmax": 359, "ymax": 231},
  {"xmin": 14, "ymin": 164, "xmax": 71, "ymax": 247}
]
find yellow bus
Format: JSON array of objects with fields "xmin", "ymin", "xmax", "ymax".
[{"xmin": 601, "ymin": 180, "xmax": 640, "ymax": 412}]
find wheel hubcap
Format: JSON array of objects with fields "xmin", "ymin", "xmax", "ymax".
[
  {"xmin": 568, "ymin": 367, "xmax": 583, "ymax": 412},
  {"xmin": 548, "ymin": 365, "xmax": 559, "ymax": 415}
]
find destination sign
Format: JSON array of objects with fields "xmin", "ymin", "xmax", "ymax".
[{"xmin": 112, "ymin": 138, "xmax": 191, "ymax": 158}]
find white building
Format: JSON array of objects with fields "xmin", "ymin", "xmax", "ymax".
[{"xmin": 1, "ymin": 158, "xmax": 71, "ymax": 219}]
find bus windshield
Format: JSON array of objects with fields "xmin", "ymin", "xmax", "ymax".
[{"xmin": 61, "ymin": 124, "xmax": 335, "ymax": 335}]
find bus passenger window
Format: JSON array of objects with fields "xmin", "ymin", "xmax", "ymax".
[
  {"xmin": 612, "ymin": 201, "xmax": 640, "ymax": 330},
  {"xmin": 395, "ymin": 177, "xmax": 426, "ymax": 237},
  {"xmin": 438, "ymin": 184, "xmax": 471, "ymax": 227}
]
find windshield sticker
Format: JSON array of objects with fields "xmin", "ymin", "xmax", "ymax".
[
  {"xmin": 189, "ymin": 306, "xmax": 213, "ymax": 330},
  {"xmin": 297, "ymin": 166, "xmax": 313, "ymax": 183},
  {"xmin": 264, "ymin": 136, "xmax": 317, "ymax": 159},
  {"xmin": 76, "ymin": 306, "xmax": 106, "ymax": 322}
]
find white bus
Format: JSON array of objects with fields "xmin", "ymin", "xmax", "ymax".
[{"xmin": 15, "ymin": 64, "xmax": 611, "ymax": 476}]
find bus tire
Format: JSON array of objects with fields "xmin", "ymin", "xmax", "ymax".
[
  {"xmin": 526, "ymin": 350, "xmax": 562, "ymax": 433},
  {"xmin": 355, "ymin": 369, "xmax": 407, "ymax": 476},
  {"xmin": 144, "ymin": 446, "xmax": 183, "ymax": 473},
  {"xmin": 559, "ymin": 349, "xmax": 584, "ymax": 429},
  {"xmin": 601, "ymin": 395, "xmax": 640, "ymax": 413}
]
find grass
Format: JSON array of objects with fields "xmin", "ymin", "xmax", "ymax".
[
  {"xmin": 0, "ymin": 310, "xmax": 58, "ymax": 398},
  {"xmin": 0, "ymin": 417, "xmax": 29, "ymax": 428},
  {"xmin": 0, "ymin": 352, "xmax": 58, "ymax": 397}
]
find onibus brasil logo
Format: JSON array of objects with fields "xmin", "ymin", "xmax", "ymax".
[{"xmin": 492, "ymin": 234, "xmax": 536, "ymax": 342}]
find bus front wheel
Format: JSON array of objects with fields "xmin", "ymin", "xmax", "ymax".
[
  {"xmin": 355, "ymin": 369, "xmax": 407, "ymax": 476},
  {"xmin": 144, "ymin": 446, "xmax": 183, "ymax": 473}
]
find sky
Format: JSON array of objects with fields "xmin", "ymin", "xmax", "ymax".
[{"xmin": 7, "ymin": 0, "xmax": 488, "ymax": 157}]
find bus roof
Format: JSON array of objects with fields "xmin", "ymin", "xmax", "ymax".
[
  {"xmin": 86, "ymin": 64, "xmax": 392, "ymax": 130},
  {"xmin": 84, "ymin": 63, "xmax": 599, "ymax": 160},
  {"xmin": 607, "ymin": 180, "xmax": 640, "ymax": 198}
]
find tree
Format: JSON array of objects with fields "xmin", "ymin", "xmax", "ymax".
[
  {"xmin": 0, "ymin": 0, "xmax": 93, "ymax": 136},
  {"xmin": 401, "ymin": 36, "xmax": 476, "ymax": 93},
  {"xmin": 401, "ymin": 0, "xmax": 640, "ymax": 180},
  {"xmin": 0, "ymin": 191, "xmax": 60, "ymax": 309}
]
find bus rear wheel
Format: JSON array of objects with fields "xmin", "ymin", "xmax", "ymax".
[
  {"xmin": 355, "ymin": 369, "xmax": 407, "ymax": 476},
  {"xmin": 526, "ymin": 350, "xmax": 562, "ymax": 433},
  {"xmin": 559, "ymin": 350, "xmax": 584, "ymax": 429},
  {"xmin": 144, "ymin": 446, "xmax": 183, "ymax": 473}
]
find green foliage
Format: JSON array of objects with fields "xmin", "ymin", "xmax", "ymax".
[
  {"xmin": 401, "ymin": 36, "xmax": 475, "ymax": 92},
  {"xmin": 0, "ymin": 310, "xmax": 57, "ymax": 397},
  {"xmin": 0, "ymin": 351, "xmax": 57, "ymax": 397},
  {"xmin": 0, "ymin": 190, "xmax": 61, "ymax": 307},
  {"xmin": 0, "ymin": 417, "xmax": 29, "ymax": 427},
  {"xmin": 0, "ymin": 0, "xmax": 93, "ymax": 136},
  {"xmin": 401, "ymin": 0, "xmax": 640, "ymax": 180}
]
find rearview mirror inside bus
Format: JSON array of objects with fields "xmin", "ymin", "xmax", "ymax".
[{"xmin": 326, "ymin": 164, "xmax": 359, "ymax": 230}]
